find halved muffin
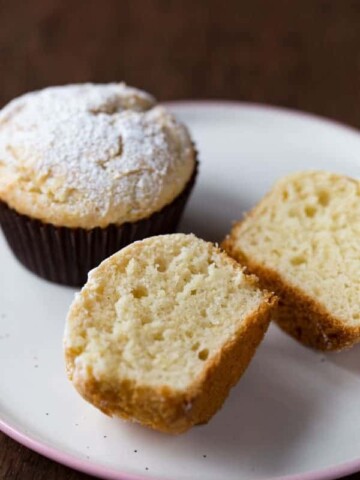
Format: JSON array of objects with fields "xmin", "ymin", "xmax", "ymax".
[
  {"xmin": 223, "ymin": 171, "xmax": 360, "ymax": 351},
  {"xmin": 64, "ymin": 234, "xmax": 276, "ymax": 433}
]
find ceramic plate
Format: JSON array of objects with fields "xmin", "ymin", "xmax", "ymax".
[{"xmin": 1, "ymin": 102, "xmax": 360, "ymax": 480}]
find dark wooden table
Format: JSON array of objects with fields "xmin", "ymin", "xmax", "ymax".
[{"xmin": 1, "ymin": 1, "xmax": 360, "ymax": 478}]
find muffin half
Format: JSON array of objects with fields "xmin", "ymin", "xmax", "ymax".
[
  {"xmin": 64, "ymin": 234, "xmax": 276, "ymax": 433},
  {"xmin": 223, "ymin": 171, "xmax": 360, "ymax": 351}
]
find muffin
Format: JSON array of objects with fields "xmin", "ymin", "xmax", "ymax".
[
  {"xmin": 223, "ymin": 171, "xmax": 360, "ymax": 351},
  {"xmin": 0, "ymin": 83, "xmax": 197, "ymax": 286},
  {"xmin": 64, "ymin": 233, "xmax": 276, "ymax": 434}
]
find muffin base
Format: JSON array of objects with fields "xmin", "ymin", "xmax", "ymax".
[{"xmin": 0, "ymin": 163, "xmax": 198, "ymax": 286}]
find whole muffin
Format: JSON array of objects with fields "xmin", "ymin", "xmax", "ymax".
[{"xmin": 0, "ymin": 83, "xmax": 197, "ymax": 285}]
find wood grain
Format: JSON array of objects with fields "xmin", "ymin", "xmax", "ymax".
[
  {"xmin": 0, "ymin": 0, "xmax": 360, "ymax": 127},
  {"xmin": 0, "ymin": 432, "xmax": 92, "ymax": 479},
  {"xmin": 0, "ymin": 0, "xmax": 360, "ymax": 478}
]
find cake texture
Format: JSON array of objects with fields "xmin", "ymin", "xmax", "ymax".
[
  {"xmin": 0, "ymin": 83, "xmax": 197, "ymax": 285},
  {"xmin": 223, "ymin": 171, "xmax": 360, "ymax": 351},
  {"xmin": 64, "ymin": 234, "xmax": 276, "ymax": 433}
]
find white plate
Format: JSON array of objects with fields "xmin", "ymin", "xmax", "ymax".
[{"xmin": 1, "ymin": 102, "xmax": 360, "ymax": 480}]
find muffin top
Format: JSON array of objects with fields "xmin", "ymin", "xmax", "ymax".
[{"xmin": 0, "ymin": 83, "xmax": 195, "ymax": 228}]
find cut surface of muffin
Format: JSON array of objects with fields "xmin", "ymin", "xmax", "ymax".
[
  {"xmin": 223, "ymin": 171, "xmax": 360, "ymax": 351},
  {"xmin": 64, "ymin": 233, "xmax": 276, "ymax": 433}
]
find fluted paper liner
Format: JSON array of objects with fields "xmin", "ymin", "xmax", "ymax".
[{"xmin": 0, "ymin": 163, "xmax": 198, "ymax": 286}]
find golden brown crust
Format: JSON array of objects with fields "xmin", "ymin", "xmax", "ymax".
[
  {"xmin": 65, "ymin": 295, "xmax": 276, "ymax": 434},
  {"xmin": 223, "ymin": 230, "xmax": 360, "ymax": 352},
  {"xmin": 64, "ymin": 234, "xmax": 278, "ymax": 433},
  {"xmin": 185, "ymin": 296, "xmax": 276, "ymax": 429},
  {"xmin": 0, "ymin": 84, "xmax": 196, "ymax": 228}
]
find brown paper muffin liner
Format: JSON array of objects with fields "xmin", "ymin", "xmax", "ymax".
[{"xmin": 0, "ymin": 162, "xmax": 198, "ymax": 287}]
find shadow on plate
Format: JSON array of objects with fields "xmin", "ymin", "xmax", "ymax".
[
  {"xmin": 178, "ymin": 184, "xmax": 252, "ymax": 244},
  {"xmin": 188, "ymin": 344, "xmax": 319, "ymax": 476},
  {"xmin": 121, "ymin": 338, "xmax": 320, "ymax": 478},
  {"xmin": 325, "ymin": 343, "xmax": 360, "ymax": 376}
]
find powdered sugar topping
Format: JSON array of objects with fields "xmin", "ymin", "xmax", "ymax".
[{"xmin": 0, "ymin": 83, "xmax": 195, "ymax": 228}]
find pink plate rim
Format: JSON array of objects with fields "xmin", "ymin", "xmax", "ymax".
[
  {"xmin": 1, "ymin": 100, "xmax": 359, "ymax": 480},
  {"xmin": 2, "ymin": 409, "xmax": 360, "ymax": 480},
  {"xmin": 165, "ymin": 99, "xmax": 360, "ymax": 138}
]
